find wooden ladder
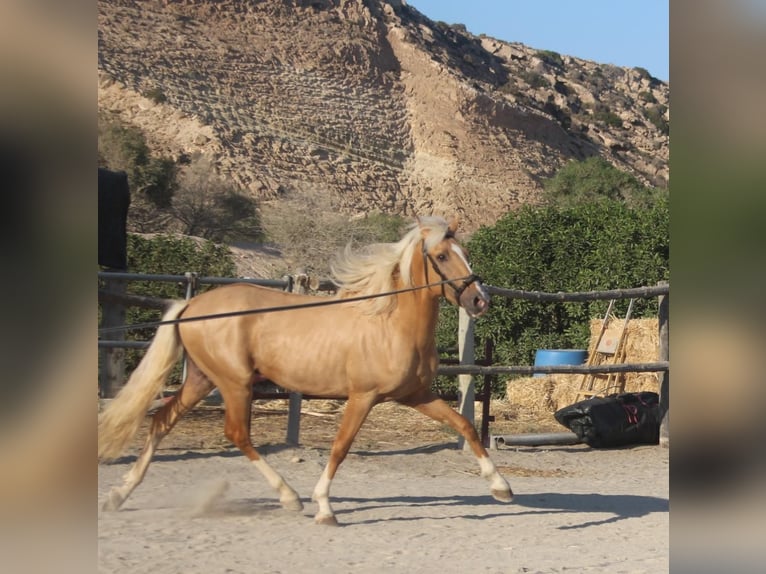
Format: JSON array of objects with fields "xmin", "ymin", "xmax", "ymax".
[{"xmin": 577, "ymin": 299, "xmax": 635, "ymax": 399}]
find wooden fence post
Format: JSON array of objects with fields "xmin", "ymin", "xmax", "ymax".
[
  {"xmin": 285, "ymin": 273, "xmax": 308, "ymax": 445},
  {"xmin": 658, "ymin": 281, "xmax": 669, "ymax": 448},
  {"xmin": 181, "ymin": 272, "xmax": 198, "ymax": 386},
  {"xmin": 480, "ymin": 338, "xmax": 495, "ymax": 448},
  {"xmin": 457, "ymin": 307, "xmax": 475, "ymax": 450},
  {"xmin": 98, "ymin": 272, "xmax": 126, "ymax": 398}
]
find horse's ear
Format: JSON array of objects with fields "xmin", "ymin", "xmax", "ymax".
[
  {"xmin": 415, "ymin": 215, "xmax": 430, "ymax": 238},
  {"xmin": 448, "ymin": 216, "xmax": 459, "ymax": 235}
]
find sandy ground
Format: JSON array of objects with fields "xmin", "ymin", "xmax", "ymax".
[{"xmin": 98, "ymin": 402, "xmax": 668, "ymax": 574}]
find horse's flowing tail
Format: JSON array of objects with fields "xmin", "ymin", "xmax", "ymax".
[{"xmin": 98, "ymin": 301, "xmax": 188, "ymax": 461}]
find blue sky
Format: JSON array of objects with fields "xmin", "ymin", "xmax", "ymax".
[{"xmin": 406, "ymin": 0, "xmax": 669, "ymax": 82}]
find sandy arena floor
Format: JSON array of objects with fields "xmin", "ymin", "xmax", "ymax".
[{"xmin": 98, "ymin": 401, "xmax": 668, "ymax": 573}]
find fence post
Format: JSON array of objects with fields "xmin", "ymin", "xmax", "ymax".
[
  {"xmin": 658, "ymin": 281, "xmax": 669, "ymax": 448},
  {"xmin": 98, "ymin": 271, "xmax": 126, "ymax": 398},
  {"xmin": 480, "ymin": 339, "xmax": 495, "ymax": 448},
  {"xmin": 181, "ymin": 272, "xmax": 198, "ymax": 385},
  {"xmin": 457, "ymin": 307, "xmax": 475, "ymax": 450},
  {"xmin": 285, "ymin": 273, "xmax": 308, "ymax": 445}
]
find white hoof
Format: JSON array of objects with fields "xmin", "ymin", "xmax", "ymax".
[
  {"xmin": 491, "ymin": 487, "xmax": 514, "ymax": 503},
  {"xmin": 314, "ymin": 513, "xmax": 339, "ymax": 526},
  {"xmin": 102, "ymin": 490, "xmax": 124, "ymax": 511},
  {"xmin": 281, "ymin": 496, "xmax": 304, "ymax": 512}
]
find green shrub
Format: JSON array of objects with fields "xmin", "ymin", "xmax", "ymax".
[
  {"xmin": 634, "ymin": 67, "xmax": 654, "ymax": 81},
  {"xmin": 520, "ymin": 71, "xmax": 550, "ymax": 89},
  {"xmin": 543, "ymin": 102, "xmax": 572, "ymax": 129},
  {"xmin": 99, "ymin": 120, "xmax": 262, "ymax": 239},
  {"xmin": 358, "ymin": 212, "xmax": 408, "ymax": 243},
  {"xmin": 553, "ymin": 80, "xmax": 570, "ymax": 96},
  {"xmin": 261, "ymin": 186, "xmax": 406, "ymax": 275},
  {"xmin": 644, "ymin": 104, "xmax": 669, "ymax": 136},
  {"xmin": 497, "ymin": 79, "xmax": 517, "ymax": 95},
  {"xmin": 117, "ymin": 234, "xmax": 236, "ymax": 379},
  {"xmin": 172, "ymin": 154, "xmax": 263, "ymax": 242},
  {"xmin": 537, "ymin": 50, "xmax": 564, "ymax": 69},
  {"xmin": 543, "ymin": 156, "xmax": 658, "ymax": 207},
  {"xmin": 459, "ymin": 199, "xmax": 667, "ymax": 394},
  {"xmin": 593, "ymin": 108, "xmax": 624, "ymax": 128},
  {"xmin": 143, "ymin": 86, "xmax": 167, "ymax": 104},
  {"xmin": 433, "ymin": 197, "xmax": 669, "ymax": 398},
  {"xmin": 98, "ymin": 116, "xmax": 178, "ymax": 210}
]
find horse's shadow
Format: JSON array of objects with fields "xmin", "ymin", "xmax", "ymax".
[
  {"xmin": 109, "ymin": 441, "xmax": 636, "ymax": 464},
  {"xmin": 105, "ymin": 444, "xmax": 296, "ymax": 465},
  {"xmin": 329, "ymin": 492, "xmax": 668, "ymax": 528},
  {"xmin": 106, "ymin": 441, "xmax": 471, "ymax": 465},
  {"xmin": 352, "ymin": 443, "xmax": 457, "ymax": 456},
  {"xmin": 105, "ymin": 444, "xmax": 667, "ymax": 529}
]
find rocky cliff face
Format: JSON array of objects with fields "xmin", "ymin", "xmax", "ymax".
[{"xmin": 98, "ymin": 0, "xmax": 668, "ymax": 231}]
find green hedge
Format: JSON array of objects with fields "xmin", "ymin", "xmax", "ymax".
[
  {"xmin": 108, "ymin": 234, "xmax": 236, "ymax": 380},
  {"xmin": 435, "ymin": 197, "xmax": 669, "ymax": 396}
]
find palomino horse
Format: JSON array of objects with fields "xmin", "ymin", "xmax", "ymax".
[{"xmin": 98, "ymin": 216, "xmax": 513, "ymax": 525}]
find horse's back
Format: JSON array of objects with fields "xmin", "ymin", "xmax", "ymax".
[
  {"xmin": 186, "ymin": 282, "xmax": 298, "ymax": 308},
  {"xmin": 177, "ymin": 283, "xmax": 357, "ymax": 392},
  {"xmin": 175, "ymin": 282, "xmax": 428, "ymax": 397}
]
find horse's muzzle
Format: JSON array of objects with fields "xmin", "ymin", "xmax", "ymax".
[{"xmin": 459, "ymin": 282, "xmax": 490, "ymax": 317}]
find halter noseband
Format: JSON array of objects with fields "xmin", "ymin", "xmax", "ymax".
[{"xmin": 421, "ymin": 238, "xmax": 482, "ymax": 300}]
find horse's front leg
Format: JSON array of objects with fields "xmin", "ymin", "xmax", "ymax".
[
  {"xmin": 312, "ymin": 392, "xmax": 377, "ymax": 526},
  {"xmin": 399, "ymin": 390, "xmax": 513, "ymax": 502}
]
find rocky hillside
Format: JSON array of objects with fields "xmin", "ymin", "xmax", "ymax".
[{"xmin": 98, "ymin": 0, "xmax": 668, "ymax": 231}]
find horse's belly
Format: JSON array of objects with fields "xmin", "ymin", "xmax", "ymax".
[
  {"xmin": 279, "ymin": 368, "xmax": 350, "ymax": 398},
  {"xmin": 250, "ymin": 322, "xmax": 435, "ymax": 398},
  {"xmin": 254, "ymin": 345, "xmax": 351, "ymax": 397}
]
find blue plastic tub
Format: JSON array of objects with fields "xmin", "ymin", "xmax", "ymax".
[{"xmin": 533, "ymin": 349, "xmax": 588, "ymax": 377}]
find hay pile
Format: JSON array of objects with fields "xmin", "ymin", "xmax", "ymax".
[{"xmin": 506, "ymin": 317, "xmax": 661, "ymax": 415}]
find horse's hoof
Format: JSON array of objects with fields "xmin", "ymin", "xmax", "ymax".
[
  {"xmin": 492, "ymin": 488, "xmax": 514, "ymax": 503},
  {"xmin": 315, "ymin": 514, "xmax": 339, "ymax": 526},
  {"xmin": 102, "ymin": 491, "xmax": 124, "ymax": 512},
  {"xmin": 281, "ymin": 497, "xmax": 304, "ymax": 512}
]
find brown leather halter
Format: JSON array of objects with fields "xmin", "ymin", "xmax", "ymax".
[{"xmin": 421, "ymin": 237, "xmax": 482, "ymax": 301}]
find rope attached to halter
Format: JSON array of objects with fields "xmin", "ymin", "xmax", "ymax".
[{"xmin": 97, "ymin": 275, "xmax": 474, "ymax": 335}]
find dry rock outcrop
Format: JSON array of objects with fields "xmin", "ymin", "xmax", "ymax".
[{"xmin": 98, "ymin": 0, "xmax": 668, "ymax": 231}]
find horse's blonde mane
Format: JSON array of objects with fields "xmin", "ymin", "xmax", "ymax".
[{"xmin": 330, "ymin": 216, "xmax": 450, "ymax": 314}]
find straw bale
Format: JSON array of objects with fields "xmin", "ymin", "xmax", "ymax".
[
  {"xmin": 589, "ymin": 317, "xmax": 661, "ymax": 395},
  {"xmin": 506, "ymin": 376, "xmax": 557, "ymax": 413},
  {"xmin": 506, "ymin": 317, "xmax": 661, "ymax": 414}
]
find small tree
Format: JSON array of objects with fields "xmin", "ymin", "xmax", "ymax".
[
  {"xmin": 171, "ymin": 154, "xmax": 263, "ymax": 242},
  {"xmin": 536, "ymin": 50, "xmax": 564, "ymax": 69},
  {"xmin": 98, "ymin": 116, "xmax": 178, "ymax": 230},
  {"xmin": 261, "ymin": 184, "xmax": 406, "ymax": 275}
]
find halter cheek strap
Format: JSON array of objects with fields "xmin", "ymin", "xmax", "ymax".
[{"xmin": 421, "ymin": 239, "xmax": 482, "ymax": 300}]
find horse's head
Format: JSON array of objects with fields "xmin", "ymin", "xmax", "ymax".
[{"xmin": 419, "ymin": 218, "xmax": 490, "ymax": 317}]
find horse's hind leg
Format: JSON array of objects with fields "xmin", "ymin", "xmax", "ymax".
[
  {"xmin": 399, "ymin": 390, "xmax": 513, "ymax": 502},
  {"xmin": 217, "ymin": 381, "xmax": 303, "ymax": 512},
  {"xmin": 102, "ymin": 360, "xmax": 214, "ymax": 511}
]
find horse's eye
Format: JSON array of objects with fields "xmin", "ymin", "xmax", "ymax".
[{"xmin": 437, "ymin": 253, "xmax": 448, "ymax": 262}]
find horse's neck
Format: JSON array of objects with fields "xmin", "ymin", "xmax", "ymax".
[{"xmin": 391, "ymin": 267, "xmax": 440, "ymax": 349}]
